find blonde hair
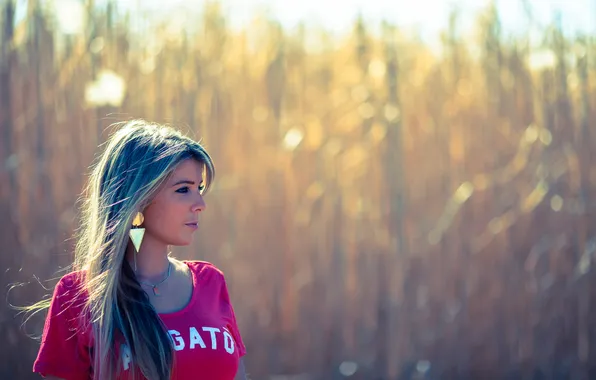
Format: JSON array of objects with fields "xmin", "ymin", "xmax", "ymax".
[{"xmin": 23, "ymin": 120, "xmax": 215, "ymax": 380}]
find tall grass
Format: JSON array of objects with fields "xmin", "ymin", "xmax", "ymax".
[{"xmin": 1, "ymin": 1, "xmax": 596, "ymax": 379}]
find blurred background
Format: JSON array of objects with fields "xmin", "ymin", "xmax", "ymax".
[{"xmin": 2, "ymin": 0, "xmax": 596, "ymax": 379}]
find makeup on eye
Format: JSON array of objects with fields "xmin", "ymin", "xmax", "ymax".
[{"xmin": 172, "ymin": 180, "xmax": 205, "ymax": 194}]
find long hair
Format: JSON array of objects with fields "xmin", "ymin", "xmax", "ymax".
[{"xmin": 22, "ymin": 120, "xmax": 215, "ymax": 380}]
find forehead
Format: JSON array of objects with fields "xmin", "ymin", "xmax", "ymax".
[{"xmin": 167, "ymin": 159, "xmax": 205, "ymax": 182}]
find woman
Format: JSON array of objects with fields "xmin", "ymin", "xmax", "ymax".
[{"xmin": 29, "ymin": 120, "xmax": 247, "ymax": 380}]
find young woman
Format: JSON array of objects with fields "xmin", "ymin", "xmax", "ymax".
[{"xmin": 28, "ymin": 120, "xmax": 247, "ymax": 380}]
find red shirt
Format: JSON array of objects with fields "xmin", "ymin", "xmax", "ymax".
[{"xmin": 33, "ymin": 260, "xmax": 246, "ymax": 380}]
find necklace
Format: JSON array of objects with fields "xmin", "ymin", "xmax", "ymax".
[{"xmin": 137, "ymin": 261, "xmax": 172, "ymax": 297}]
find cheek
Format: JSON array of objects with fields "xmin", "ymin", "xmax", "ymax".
[{"xmin": 143, "ymin": 199, "xmax": 185, "ymax": 234}]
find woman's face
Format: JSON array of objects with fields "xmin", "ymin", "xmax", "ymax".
[{"xmin": 142, "ymin": 158, "xmax": 207, "ymax": 246}]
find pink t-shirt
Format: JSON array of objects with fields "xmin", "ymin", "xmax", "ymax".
[{"xmin": 32, "ymin": 260, "xmax": 246, "ymax": 380}]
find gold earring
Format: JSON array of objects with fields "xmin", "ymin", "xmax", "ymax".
[{"xmin": 129, "ymin": 212, "xmax": 145, "ymax": 253}]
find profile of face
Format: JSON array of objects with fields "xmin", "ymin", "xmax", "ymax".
[{"xmin": 141, "ymin": 158, "xmax": 207, "ymax": 247}]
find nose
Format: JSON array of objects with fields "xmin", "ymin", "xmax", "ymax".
[{"xmin": 191, "ymin": 194, "xmax": 206, "ymax": 213}]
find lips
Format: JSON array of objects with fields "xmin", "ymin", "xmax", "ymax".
[{"xmin": 185, "ymin": 222, "xmax": 199, "ymax": 228}]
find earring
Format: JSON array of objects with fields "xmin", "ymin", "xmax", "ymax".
[
  {"xmin": 130, "ymin": 211, "xmax": 145, "ymax": 272},
  {"xmin": 129, "ymin": 211, "xmax": 145, "ymax": 261}
]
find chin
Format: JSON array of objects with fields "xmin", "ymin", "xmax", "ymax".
[
  {"xmin": 170, "ymin": 240, "xmax": 192, "ymax": 247},
  {"xmin": 174, "ymin": 236, "xmax": 194, "ymax": 246}
]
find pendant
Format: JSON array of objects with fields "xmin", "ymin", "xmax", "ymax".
[{"xmin": 152, "ymin": 286, "xmax": 161, "ymax": 296}]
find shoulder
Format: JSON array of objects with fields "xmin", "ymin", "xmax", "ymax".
[
  {"xmin": 183, "ymin": 260, "xmax": 226, "ymax": 279},
  {"xmin": 182, "ymin": 260, "xmax": 232, "ymax": 291},
  {"xmin": 56, "ymin": 269, "xmax": 86, "ymax": 288},
  {"xmin": 50, "ymin": 269, "xmax": 88, "ymax": 308}
]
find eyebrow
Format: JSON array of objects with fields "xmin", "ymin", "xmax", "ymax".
[{"xmin": 171, "ymin": 179, "xmax": 203, "ymax": 187}]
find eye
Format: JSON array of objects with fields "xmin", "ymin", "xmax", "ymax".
[
  {"xmin": 198, "ymin": 184, "xmax": 206, "ymax": 193},
  {"xmin": 175, "ymin": 186, "xmax": 189, "ymax": 194}
]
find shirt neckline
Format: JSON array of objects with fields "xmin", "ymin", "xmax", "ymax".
[{"xmin": 157, "ymin": 260, "xmax": 197, "ymax": 318}]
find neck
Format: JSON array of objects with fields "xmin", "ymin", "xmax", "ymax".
[{"xmin": 125, "ymin": 233, "xmax": 170, "ymax": 282}]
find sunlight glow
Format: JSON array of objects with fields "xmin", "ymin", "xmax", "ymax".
[
  {"xmin": 84, "ymin": 70, "xmax": 126, "ymax": 107},
  {"xmin": 283, "ymin": 128, "xmax": 304, "ymax": 150},
  {"xmin": 53, "ymin": 0, "xmax": 86, "ymax": 35}
]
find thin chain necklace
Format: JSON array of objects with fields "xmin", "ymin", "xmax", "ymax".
[{"xmin": 137, "ymin": 260, "xmax": 172, "ymax": 297}]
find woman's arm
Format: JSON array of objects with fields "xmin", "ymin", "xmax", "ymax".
[{"xmin": 235, "ymin": 358, "xmax": 247, "ymax": 380}]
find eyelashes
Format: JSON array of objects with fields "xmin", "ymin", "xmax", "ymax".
[{"xmin": 175, "ymin": 185, "xmax": 205, "ymax": 194}]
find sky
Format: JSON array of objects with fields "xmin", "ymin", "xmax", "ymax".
[
  {"xmin": 15, "ymin": 0, "xmax": 596, "ymax": 49},
  {"xmin": 127, "ymin": 0, "xmax": 595, "ymax": 37},
  {"xmin": 111, "ymin": 0, "xmax": 596, "ymax": 54}
]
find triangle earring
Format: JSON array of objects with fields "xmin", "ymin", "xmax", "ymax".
[{"xmin": 130, "ymin": 211, "xmax": 145, "ymax": 255}]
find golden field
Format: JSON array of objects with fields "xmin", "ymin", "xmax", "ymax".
[{"xmin": 1, "ymin": 1, "xmax": 596, "ymax": 379}]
